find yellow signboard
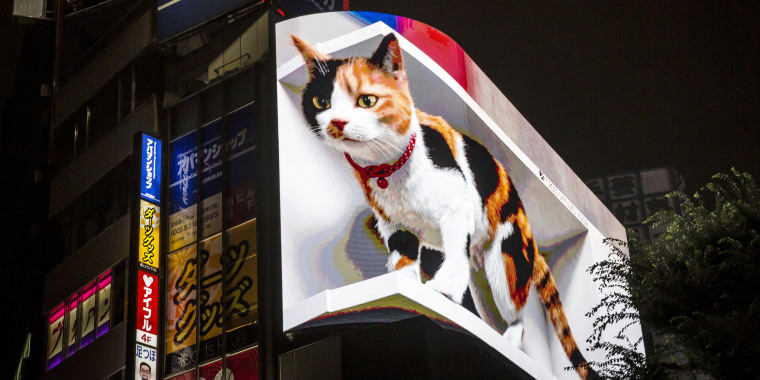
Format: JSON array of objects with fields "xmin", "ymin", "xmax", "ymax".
[
  {"xmin": 139, "ymin": 199, "xmax": 161, "ymax": 271},
  {"xmin": 166, "ymin": 244, "xmax": 197, "ymax": 354},
  {"xmin": 200, "ymin": 233, "xmax": 223, "ymax": 342},
  {"xmin": 224, "ymin": 219, "xmax": 257, "ymax": 331}
]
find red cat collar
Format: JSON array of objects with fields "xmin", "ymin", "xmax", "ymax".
[{"xmin": 344, "ymin": 133, "xmax": 417, "ymax": 189}]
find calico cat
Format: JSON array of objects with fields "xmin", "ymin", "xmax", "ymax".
[{"xmin": 292, "ymin": 33, "xmax": 596, "ymax": 379}]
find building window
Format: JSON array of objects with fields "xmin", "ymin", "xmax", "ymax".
[
  {"xmin": 50, "ymin": 158, "xmax": 131, "ymax": 258},
  {"xmin": 51, "ymin": 58, "xmax": 159, "ymax": 177},
  {"xmin": 163, "ymin": 8, "xmax": 265, "ymax": 106}
]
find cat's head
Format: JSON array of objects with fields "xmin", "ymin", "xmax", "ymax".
[{"xmin": 292, "ymin": 33, "xmax": 415, "ymax": 163}]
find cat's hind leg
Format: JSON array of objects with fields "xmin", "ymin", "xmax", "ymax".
[
  {"xmin": 504, "ymin": 320, "xmax": 525, "ymax": 348},
  {"xmin": 484, "ymin": 221, "xmax": 533, "ymax": 331}
]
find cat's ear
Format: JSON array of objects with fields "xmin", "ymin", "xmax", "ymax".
[
  {"xmin": 369, "ymin": 33, "xmax": 404, "ymax": 76},
  {"xmin": 292, "ymin": 35, "xmax": 331, "ymax": 77}
]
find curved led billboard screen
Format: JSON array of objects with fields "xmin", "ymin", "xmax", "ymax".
[{"xmin": 276, "ymin": 12, "xmax": 637, "ymax": 379}]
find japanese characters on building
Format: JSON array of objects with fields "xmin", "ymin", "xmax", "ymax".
[
  {"xmin": 584, "ymin": 166, "xmax": 685, "ymax": 241},
  {"xmin": 46, "ymin": 269, "xmax": 113, "ymax": 370},
  {"xmin": 134, "ymin": 133, "xmax": 163, "ymax": 377},
  {"xmin": 141, "ymin": 134, "xmax": 162, "ymax": 204},
  {"xmin": 135, "ymin": 344, "xmax": 158, "ymax": 380},
  {"xmin": 137, "ymin": 271, "xmax": 159, "ymax": 347},
  {"xmin": 139, "ymin": 200, "xmax": 161, "ymax": 273},
  {"xmin": 164, "ymin": 101, "xmax": 257, "ymax": 378},
  {"xmin": 165, "ymin": 219, "xmax": 258, "ymax": 375},
  {"xmin": 79, "ymin": 281, "xmax": 97, "ymax": 348},
  {"xmin": 46, "ymin": 305, "xmax": 64, "ymax": 370}
]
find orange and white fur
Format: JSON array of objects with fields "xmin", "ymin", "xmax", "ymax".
[{"xmin": 292, "ymin": 33, "xmax": 596, "ymax": 379}]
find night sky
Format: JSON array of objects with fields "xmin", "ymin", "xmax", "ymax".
[{"xmin": 350, "ymin": 0, "xmax": 760, "ymax": 193}]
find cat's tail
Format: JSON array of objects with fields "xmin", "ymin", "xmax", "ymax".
[{"xmin": 532, "ymin": 251, "xmax": 598, "ymax": 380}]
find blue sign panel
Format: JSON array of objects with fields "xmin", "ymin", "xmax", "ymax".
[
  {"xmin": 168, "ymin": 130, "xmax": 198, "ymax": 216},
  {"xmin": 226, "ymin": 103, "xmax": 256, "ymax": 187},
  {"xmin": 140, "ymin": 134, "xmax": 162, "ymax": 203},
  {"xmin": 157, "ymin": 0, "xmax": 252, "ymax": 42},
  {"xmin": 168, "ymin": 122, "xmax": 225, "ymax": 215}
]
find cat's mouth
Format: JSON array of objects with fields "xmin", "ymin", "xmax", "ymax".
[{"xmin": 340, "ymin": 137, "xmax": 361, "ymax": 143}]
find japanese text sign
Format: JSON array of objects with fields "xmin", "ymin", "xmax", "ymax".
[
  {"xmin": 140, "ymin": 134, "xmax": 162, "ymax": 203},
  {"xmin": 139, "ymin": 200, "xmax": 161, "ymax": 272},
  {"xmin": 137, "ymin": 270, "xmax": 159, "ymax": 347}
]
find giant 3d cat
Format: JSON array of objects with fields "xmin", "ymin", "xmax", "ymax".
[{"xmin": 292, "ymin": 33, "xmax": 596, "ymax": 379}]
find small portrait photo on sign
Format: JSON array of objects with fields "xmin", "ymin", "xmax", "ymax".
[{"xmin": 135, "ymin": 344, "xmax": 157, "ymax": 380}]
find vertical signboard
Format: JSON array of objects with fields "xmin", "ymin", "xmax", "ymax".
[
  {"xmin": 79, "ymin": 282, "xmax": 97, "ymax": 348},
  {"xmin": 46, "ymin": 304, "xmax": 64, "ymax": 370},
  {"xmin": 66, "ymin": 295, "xmax": 78, "ymax": 356},
  {"xmin": 223, "ymin": 218, "xmax": 257, "ymax": 351},
  {"xmin": 199, "ymin": 234, "xmax": 224, "ymax": 362},
  {"xmin": 137, "ymin": 271, "xmax": 159, "ymax": 347},
  {"xmin": 97, "ymin": 272, "xmax": 112, "ymax": 337},
  {"xmin": 141, "ymin": 134, "xmax": 162, "ymax": 203},
  {"xmin": 139, "ymin": 200, "xmax": 161, "ymax": 272},
  {"xmin": 168, "ymin": 122, "xmax": 225, "ymax": 252},
  {"xmin": 224, "ymin": 103, "xmax": 257, "ymax": 227},
  {"xmin": 133, "ymin": 132, "xmax": 163, "ymax": 380},
  {"xmin": 168, "ymin": 130, "xmax": 198, "ymax": 251},
  {"xmin": 165, "ymin": 244, "xmax": 197, "ymax": 373}
]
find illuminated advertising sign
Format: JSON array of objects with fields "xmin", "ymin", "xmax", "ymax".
[
  {"xmin": 97, "ymin": 272, "xmax": 112, "ymax": 337},
  {"xmin": 135, "ymin": 344, "xmax": 158, "ymax": 380},
  {"xmin": 167, "ymin": 110, "xmax": 256, "ymax": 252},
  {"xmin": 46, "ymin": 304, "xmax": 64, "ymax": 370},
  {"xmin": 224, "ymin": 103, "xmax": 257, "ymax": 227},
  {"xmin": 137, "ymin": 270, "xmax": 159, "ymax": 347},
  {"xmin": 226, "ymin": 346, "xmax": 259, "ymax": 378},
  {"xmin": 66, "ymin": 295, "xmax": 78, "ymax": 356},
  {"xmin": 134, "ymin": 131, "xmax": 163, "ymax": 377},
  {"xmin": 139, "ymin": 200, "xmax": 161, "ymax": 272},
  {"xmin": 167, "ymin": 347, "xmax": 258, "ymax": 380},
  {"xmin": 276, "ymin": 12, "xmax": 635, "ymax": 379},
  {"xmin": 79, "ymin": 282, "xmax": 97, "ymax": 348},
  {"xmin": 199, "ymin": 234, "xmax": 223, "ymax": 362},
  {"xmin": 141, "ymin": 134, "xmax": 162, "ymax": 203},
  {"xmin": 223, "ymin": 219, "xmax": 257, "ymax": 337},
  {"xmin": 168, "ymin": 122, "xmax": 224, "ymax": 251},
  {"xmin": 166, "ymin": 244, "xmax": 198, "ymax": 373},
  {"xmin": 200, "ymin": 360, "xmax": 222, "ymax": 379}
]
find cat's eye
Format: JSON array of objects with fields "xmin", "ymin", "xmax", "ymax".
[
  {"xmin": 357, "ymin": 95, "xmax": 378, "ymax": 108},
  {"xmin": 312, "ymin": 96, "xmax": 330, "ymax": 109}
]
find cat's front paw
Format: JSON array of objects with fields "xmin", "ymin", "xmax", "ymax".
[
  {"xmin": 387, "ymin": 251, "xmax": 421, "ymax": 282},
  {"xmin": 424, "ymin": 277, "xmax": 467, "ymax": 304}
]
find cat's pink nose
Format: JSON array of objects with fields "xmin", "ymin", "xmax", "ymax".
[{"xmin": 331, "ymin": 119, "xmax": 347, "ymax": 131}]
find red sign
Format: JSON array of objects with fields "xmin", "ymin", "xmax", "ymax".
[
  {"xmin": 137, "ymin": 270, "xmax": 159, "ymax": 347},
  {"xmin": 227, "ymin": 346, "xmax": 259, "ymax": 379}
]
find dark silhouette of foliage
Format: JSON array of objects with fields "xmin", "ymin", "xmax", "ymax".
[{"xmin": 585, "ymin": 169, "xmax": 760, "ymax": 379}]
